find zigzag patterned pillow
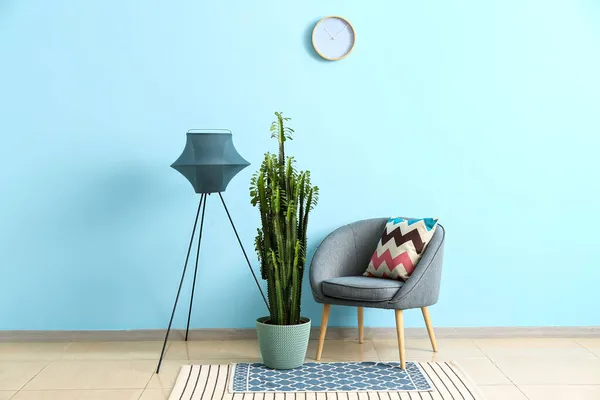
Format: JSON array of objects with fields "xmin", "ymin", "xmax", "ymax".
[{"xmin": 364, "ymin": 217, "xmax": 438, "ymax": 281}]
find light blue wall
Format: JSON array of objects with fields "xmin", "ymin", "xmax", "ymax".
[{"xmin": 1, "ymin": 0, "xmax": 599, "ymax": 330}]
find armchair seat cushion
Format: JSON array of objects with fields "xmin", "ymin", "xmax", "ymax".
[{"xmin": 322, "ymin": 276, "xmax": 404, "ymax": 302}]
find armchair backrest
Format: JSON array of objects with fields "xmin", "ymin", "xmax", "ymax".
[{"xmin": 345, "ymin": 218, "xmax": 388, "ymax": 276}]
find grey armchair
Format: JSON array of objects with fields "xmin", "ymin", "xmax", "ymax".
[{"xmin": 309, "ymin": 218, "xmax": 445, "ymax": 369}]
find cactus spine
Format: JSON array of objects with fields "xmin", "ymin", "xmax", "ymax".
[{"xmin": 250, "ymin": 112, "xmax": 319, "ymax": 325}]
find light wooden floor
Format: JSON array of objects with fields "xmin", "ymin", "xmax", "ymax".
[{"xmin": 0, "ymin": 337, "xmax": 599, "ymax": 399}]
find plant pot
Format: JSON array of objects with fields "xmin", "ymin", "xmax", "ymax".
[{"xmin": 256, "ymin": 316, "xmax": 311, "ymax": 369}]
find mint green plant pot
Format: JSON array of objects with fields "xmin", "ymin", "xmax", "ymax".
[{"xmin": 256, "ymin": 316, "xmax": 311, "ymax": 370}]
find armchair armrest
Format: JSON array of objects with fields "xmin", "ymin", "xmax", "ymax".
[
  {"xmin": 309, "ymin": 224, "xmax": 359, "ymax": 302},
  {"xmin": 309, "ymin": 218, "xmax": 389, "ymax": 303},
  {"xmin": 389, "ymin": 224, "xmax": 445, "ymax": 309}
]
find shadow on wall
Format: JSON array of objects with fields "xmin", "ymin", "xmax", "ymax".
[
  {"xmin": 51, "ymin": 166, "xmax": 170, "ymax": 233},
  {"xmin": 299, "ymin": 227, "xmax": 334, "ymax": 320},
  {"xmin": 0, "ymin": 1, "xmax": 15, "ymax": 22},
  {"xmin": 35, "ymin": 166, "xmax": 179, "ymax": 321},
  {"xmin": 303, "ymin": 19, "xmax": 328, "ymax": 63}
]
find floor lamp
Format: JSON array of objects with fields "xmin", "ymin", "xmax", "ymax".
[{"xmin": 156, "ymin": 129, "xmax": 268, "ymax": 373}]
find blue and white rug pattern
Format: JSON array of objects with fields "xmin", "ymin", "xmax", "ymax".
[{"xmin": 231, "ymin": 362, "xmax": 433, "ymax": 392}]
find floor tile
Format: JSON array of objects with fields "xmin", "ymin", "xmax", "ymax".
[
  {"xmin": 12, "ymin": 389, "xmax": 143, "ymax": 400},
  {"xmin": 4, "ymin": 337, "xmax": 600, "ymax": 397},
  {"xmin": 485, "ymin": 346, "xmax": 593, "ymax": 359},
  {"xmin": 23, "ymin": 360, "xmax": 155, "ymax": 390},
  {"xmin": 306, "ymin": 340, "xmax": 379, "ymax": 361},
  {"xmin": 492, "ymin": 356, "xmax": 600, "ymax": 385},
  {"xmin": 0, "ymin": 343, "xmax": 70, "ymax": 361},
  {"xmin": 165, "ymin": 340, "xmax": 259, "ymax": 360},
  {"xmin": 139, "ymin": 389, "xmax": 172, "ymax": 400},
  {"xmin": 373, "ymin": 338, "xmax": 484, "ymax": 361},
  {"xmin": 146, "ymin": 359, "xmax": 185, "ymax": 390},
  {"xmin": 61, "ymin": 341, "xmax": 165, "ymax": 360},
  {"xmin": 575, "ymin": 338, "xmax": 600, "ymax": 357},
  {"xmin": 476, "ymin": 385, "xmax": 528, "ymax": 400},
  {"xmin": 475, "ymin": 338, "xmax": 592, "ymax": 358},
  {"xmin": 452, "ymin": 357, "xmax": 512, "ymax": 385},
  {"xmin": 0, "ymin": 361, "xmax": 48, "ymax": 390},
  {"xmin": 475, "ymin": 338, "xmax": 581, "ymax": 349},
  {"xmin": 139, "ymin": 389, "xmax": 171, "ymax": 400},
  {"xmin": 147, "ymin": 359, "xmax": 259, "ymax": 389},
  {"xmin": 519, "ymin": 385, "xmax": 600, "ymax": 400}
]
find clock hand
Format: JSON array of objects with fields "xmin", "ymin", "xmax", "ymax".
[
  {"xmin": 332, "ymin": 26, "xmax": 347, "ymax": 38},
  {"xmin": 324, "ymin": 27, "xmax": 335, "ymax": 39}
]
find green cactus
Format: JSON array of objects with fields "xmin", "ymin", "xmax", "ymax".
[{"xmin": 250, "ymin": 112, "xmax": 319, "ymax": 325}]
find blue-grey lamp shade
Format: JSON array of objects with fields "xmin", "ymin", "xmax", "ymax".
[{"xmin": 171, "ymin": 130, "xmax": 250, "ymax": 193}]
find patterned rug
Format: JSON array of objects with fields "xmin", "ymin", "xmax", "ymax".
[
  {"xmin": 231, "ymin": 362, "xmax": 432, "ymax": 392},
  {"xmin": 169, "ymin": 361, "xmax": 483, "ymax": 400}
]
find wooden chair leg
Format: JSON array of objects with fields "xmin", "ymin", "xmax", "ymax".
[
  {"xmin": 316, "ymin": 304, "xmax": 331, "ymax": 361},
  {"xmin": 357, "ymin": 307, "xmax": 364, "ymax": 344},
  {"xmin": 394, "ymin": 309, "xmax": 406, "ymax": 369},
  {"xmin": 421, "ymin": 307, "xmax": 438, "ymax": 352}
]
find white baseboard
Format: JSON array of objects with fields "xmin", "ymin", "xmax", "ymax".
[{"xmin": 0, "ymin": 326, "xmax": 598, "ymax": 342}]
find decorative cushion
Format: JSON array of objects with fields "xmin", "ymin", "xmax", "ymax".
[
  {"xmin": 363, "ymin": 217, "xmax": 438, "ymax": 281},
  {"xmin": 322, "ymin": 276, "xmax": 404, "ymax": 302}
]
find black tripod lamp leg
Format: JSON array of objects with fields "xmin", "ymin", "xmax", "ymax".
[
  {"xmin": 185, "ymin": 193, "xmax": 208, "ymax": 341},
  {"xmin": 156, "ymin": 194, "xmax": 205, "ymax": 374},
  {"xmin": 217, "ymin": 192, "xmax": 270, "ymax": 312}
]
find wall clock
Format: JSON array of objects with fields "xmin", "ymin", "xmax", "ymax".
[{"xmin": 312, "ymin": 16, "xmax": 356, "ymax": 61}]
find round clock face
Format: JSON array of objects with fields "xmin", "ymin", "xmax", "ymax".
[{"xmin": 312, "ymin": 16, "xmax": 355, "ymax": 61}]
